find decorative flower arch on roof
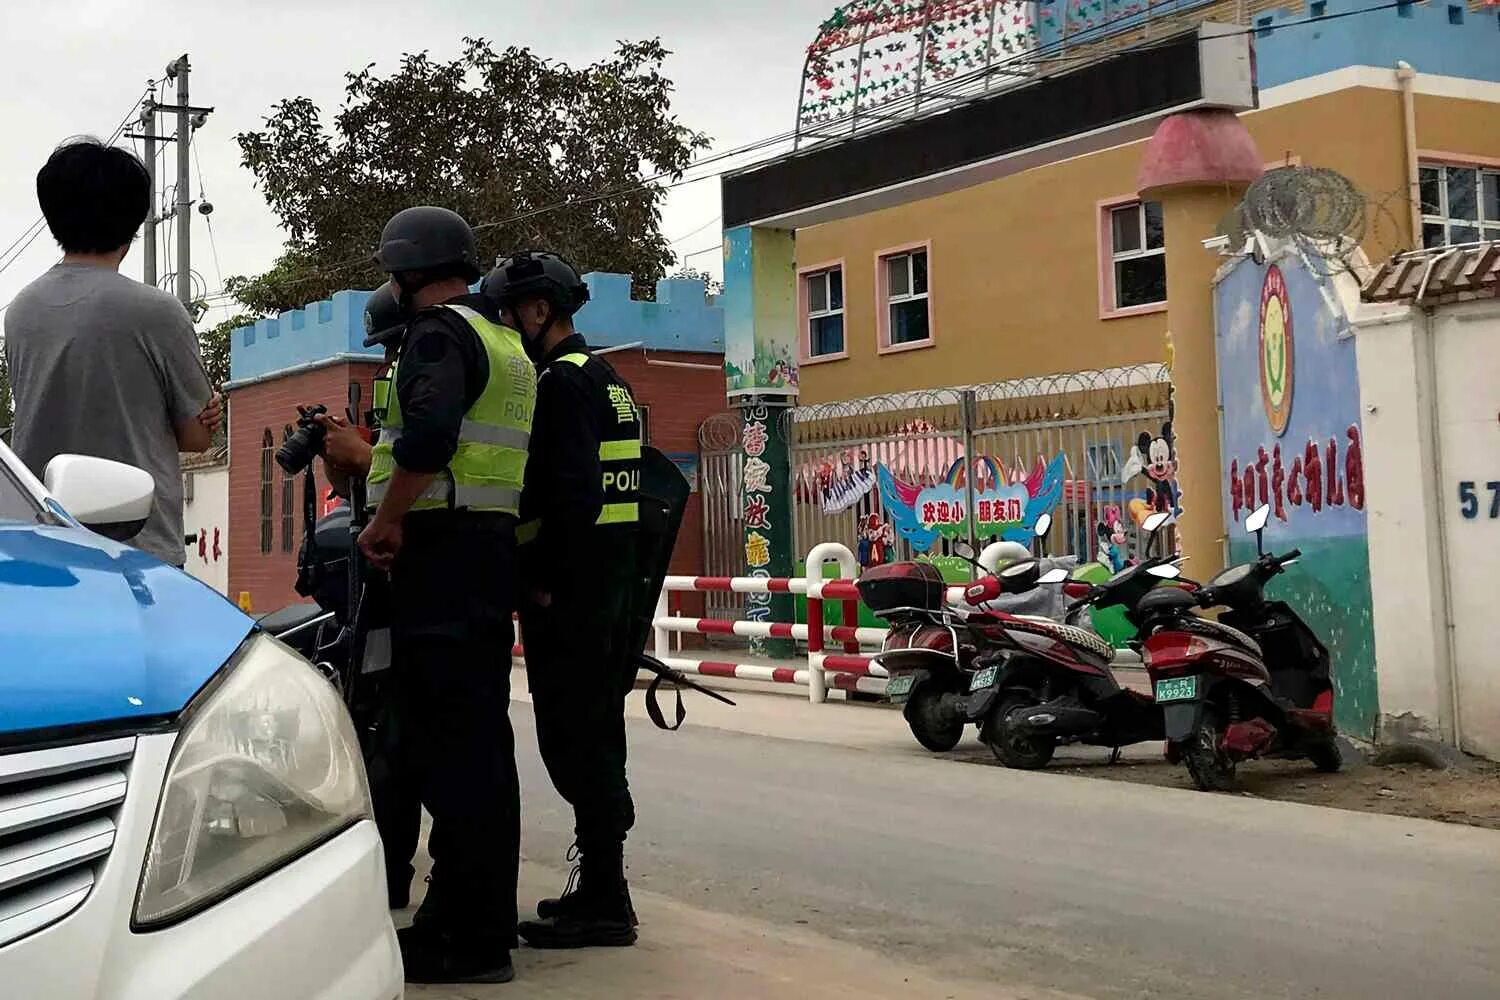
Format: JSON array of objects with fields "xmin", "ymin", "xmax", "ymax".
[{"xmin": 795, "ymin": 0, "xmax": 1181, "ymax": 146}]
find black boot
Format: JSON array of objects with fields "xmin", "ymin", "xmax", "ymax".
[
  {"xmin": 398, "ymin": 923, "xmax": 514, "ymax": 984},
  {"xmin": 535, "ymin": 848, "xmax": 640, "ymax": 927},
  {"xmin": 521, "ymin": 849, "xmax": 638, "ymax": 948}
]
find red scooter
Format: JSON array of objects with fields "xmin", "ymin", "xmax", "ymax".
[
  {"xmin": 859, "ymin": 555, "xmax": 1046, "ymax": 751},
  {"xmin": 1125, "ymin": 505, "xmax": 1342, "ymax": 789}
]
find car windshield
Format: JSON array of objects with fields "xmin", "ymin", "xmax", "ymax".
[{"xmin": 0, "ymin": 460, "xmax": 43, "ymax": 524}]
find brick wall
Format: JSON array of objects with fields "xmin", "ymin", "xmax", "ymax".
[
  {"xmin": 227, "ymin": 361, "xmax": 382, "ymax": 613},
  {"xmin": 227, "ymin": 349, "xmax": 729, "ymax": 616}
]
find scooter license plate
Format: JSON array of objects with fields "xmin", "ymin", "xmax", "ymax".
[
  {"xmin": 885, "ymin": 674, "xmax": 916, "ymax": 702},
  {"xmin": 1154, "ymin": 675, "xmax": 1199, "ymax": 703},
  {"xmin": 969, "ymin": 665, "xmax": 999, "ymax": 692}
]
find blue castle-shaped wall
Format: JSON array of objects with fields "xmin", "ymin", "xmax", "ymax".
[
  {"xmin": 229, "ymin": 273, "xmax": 725, "ymax": 385},
  {"xmin": 1031, "ymin": 0, "xmax": 1500, "ymax": 90}
]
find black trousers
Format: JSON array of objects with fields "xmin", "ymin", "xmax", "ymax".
[
  {"xmin": 521, "ymin": 597, "xmax": 636, "ymax": 856},
  {"xmin": 373, "ymin": 513, "xmax": 520, "ymax": 944}
]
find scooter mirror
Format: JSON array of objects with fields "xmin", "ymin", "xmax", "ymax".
[
  {"xmin": 1033, "ymin": 512, "xmax": 1053, "ymax": 539},
  {"xmin": 1146, "ymin": 563, "xmax": 1182, "ymax": 579},
  {"xmin": 1245, "ymin": 504, "xmax": 1271, "ymax": 535},
  {"xmin": 1142, "ymin": 511, "xmax": 1171, "ymax": 533},
  {"xmin": 952, "ymin": 541, "xmax": 977, "ymax": 560},
  {"xmin": 1037, "ymin": 568, "xmax": 1069, "ymax": 584}
]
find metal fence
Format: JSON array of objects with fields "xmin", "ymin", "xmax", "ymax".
[{"xmin": 699, "ymin": 364, "xmax": 1174, "ymax": 620}]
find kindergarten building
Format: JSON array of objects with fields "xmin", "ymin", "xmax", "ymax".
[
  {"xmin": 224, "ymin": 274, "xmax": 728, "ymax": 613},
  {"xmin": 704, "ymin": 0, "xmax": 1500, "ymax": 743}
]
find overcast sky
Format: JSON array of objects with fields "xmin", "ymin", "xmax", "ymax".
[{"xmin": 0, "ymin": 0, "xmax": 833, "ymax": 322}]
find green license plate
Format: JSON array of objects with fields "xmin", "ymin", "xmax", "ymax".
[
  {"xmin": 885, "ymin": 674, "xmax": 916, "ymax": 701},
  {"xmin": 1154, "ymin": 675, "xmax": 1199, "ymax": 703},
  {"xmin": 969, "ymin": 665, "xmax": 999, "ymax": 692}
]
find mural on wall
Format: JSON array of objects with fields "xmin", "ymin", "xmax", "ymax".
[
  {"xmin": 876, "ymin": 453, "xmax": 1066, "ymax": 553},
  {"xmin": 722, "ymin": 227, "xmax": 800, "ymax": 398},
  {"xmin": 1214, "ymin": 255, "xmax": 1377, "ymax": 738}
]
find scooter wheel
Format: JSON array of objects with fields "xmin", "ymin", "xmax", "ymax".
[
  {"xmin": 984, "ymin": 698, "xmax": 1056, "ymax": 770},
  {"xmin": 903, "ymin": 686, "xmax": 963, "ymax": 752},
  {"xmin": 1182, "ymin": 710, "xmax": 1237, "ymax": 792},
  {"xmin": 1307, "ymin": 737, "xmax": 1343, "ymax": 773}
]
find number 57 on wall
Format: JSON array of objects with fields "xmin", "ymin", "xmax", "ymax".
[{"xmin": 1458, "ymin": 481, "xmax": 1500, "ymax": 519}]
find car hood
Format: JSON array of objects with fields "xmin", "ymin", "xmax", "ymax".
[{"xmin": 0, "ymin": 522, "xmax": 254, "ymax": 736}]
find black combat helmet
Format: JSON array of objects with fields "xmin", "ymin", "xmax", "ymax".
[
  {"xmin": 362, "ymin": 283, "xmax": 406, "ymax": 348},
  {"xmin": 482, "ymin": 250, "xmax": 591, "ymax": 318},
  {"xmin": 372, "ymin": 206, "xmax": 481, "ymax": 281}
]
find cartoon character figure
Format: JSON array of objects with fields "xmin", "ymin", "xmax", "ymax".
[
  {"xmin": 1135, "ymin": 422, "xmax": 1180, "ymax": 517},
  {"xmin": 857, "ymin": 513, "xmax": 893, "ymax": 568},
  {"xmin": 1095, "ymin": 504, "xmax": 1131, "ymax": 572}
]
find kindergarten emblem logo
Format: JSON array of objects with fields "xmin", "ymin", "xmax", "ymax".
[{"xmin": 1258, "ymin": 264, "xmax": 1294, "ymax": 436}]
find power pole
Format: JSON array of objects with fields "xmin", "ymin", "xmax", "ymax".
[
  {"xmin": 140, "ymin": 88, "xmax": 157, "ymax": 287},
  {"xmin": 170, "ymin": 54, "xmax": 192, "ymax": 309},
  {"xmin": 128, "ymin": 56, "xmax": 211, "ymax": 309}
]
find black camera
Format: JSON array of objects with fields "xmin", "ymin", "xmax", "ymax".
[{"xmin": 276, "ymin": 403, "xmax": 329, "ymax": 475}]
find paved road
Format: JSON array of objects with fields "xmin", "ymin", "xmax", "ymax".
[{"xmin": 515, "ymin": 711, "xmax": 1500, "ymax": 1000}]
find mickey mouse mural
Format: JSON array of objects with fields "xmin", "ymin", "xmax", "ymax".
[{"xmin": 1121, "ymin": 420, "xmax": 1182, "ymax": 522}]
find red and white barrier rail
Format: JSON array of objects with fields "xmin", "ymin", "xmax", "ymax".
[{"xmin": 651, "ymin": 543, "xmax": 907, "ymax": 703}]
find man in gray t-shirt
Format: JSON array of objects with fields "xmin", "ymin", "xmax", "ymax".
[{"xmin": 3, "ymin": 138, "xmax": 219, "ymax": 566}]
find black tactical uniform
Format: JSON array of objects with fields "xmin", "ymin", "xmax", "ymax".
[
  {"xmin": 367, "ymin": 208, "xmax": 528, "ymax": 986},
  {"xmin": 483, "ymin": 251, "xmax": 643, "ymax": 949}
]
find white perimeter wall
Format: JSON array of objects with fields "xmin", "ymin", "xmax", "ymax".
[{"xmin": 182, "ymin": 465, "xmax": 230, "ymax": 596}]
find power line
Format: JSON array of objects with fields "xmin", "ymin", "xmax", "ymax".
[
  {"xmin": 0, "ymin": 85, "xmax": 153, "ymax": 284},
  {"xmin": 195, "ymin": 0, "xmax": 1413, "ymax": 308},
  {"xmin": 670, "ymin": 214, "xmax": 723, "ymax": 246}
]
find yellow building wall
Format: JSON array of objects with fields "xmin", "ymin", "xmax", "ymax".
[{"xmin": 794, "ymin": 86, "xmax": 1500, "ymax": 405}]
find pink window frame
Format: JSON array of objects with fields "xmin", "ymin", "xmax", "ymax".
[
  {"xmin": 1097, "ymin": 195, "xmax": 1167, "ymax": 321},
  {"xmin": 797, "ymin": 258, "xmax": 849, "ymax": 364},
  {"xmin": 875, "ymin": 240, "xmax": 934, "ymax": 355}
]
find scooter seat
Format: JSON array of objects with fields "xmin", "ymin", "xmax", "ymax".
[
  {"xmin": 1003, "ymin": 617, "xmax": 1115, "ymax": 662},
  {"xmin": 257, "ymin": 602, "xmax": 329, "ymax": 636}
]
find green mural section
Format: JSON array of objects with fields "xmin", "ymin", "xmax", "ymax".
[{"xmin": 1227, "ymin": 537, "xmax": 1377, "ymax": 737}]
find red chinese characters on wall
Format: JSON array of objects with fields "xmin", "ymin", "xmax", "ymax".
[{"xmin": 1229, "ymin": 426, "xmax": 1364, "ymax": 523}]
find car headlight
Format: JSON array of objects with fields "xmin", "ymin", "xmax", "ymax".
[{"xmin": 133, "ymin": 632, "xmax": 371, "ymax": 928}]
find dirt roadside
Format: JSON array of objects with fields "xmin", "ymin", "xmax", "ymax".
[{"xmin": 947, "ymin": 742, "xmax": 1500, "ymax": 830}]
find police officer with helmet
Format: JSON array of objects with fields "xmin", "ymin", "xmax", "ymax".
[
  {"xmin": 483, "ymin": 250, "xmax": 643, "ymax": 949},
  {"xmin": 357, "ymin": 207, "xmax": 535, "ymax": 984}
]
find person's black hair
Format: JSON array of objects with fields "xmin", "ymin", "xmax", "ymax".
[{"xmin": 36, "ymin": 137, "xmax": 151, "ymax": 254}]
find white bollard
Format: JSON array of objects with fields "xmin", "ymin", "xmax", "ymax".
[
  {"xmin": 653, "ymin": 587, "xmax": 671, "ymax": 661},
  {"xmin": 804, "ymin": 542, "xmax": 858, "ymax": 705}
]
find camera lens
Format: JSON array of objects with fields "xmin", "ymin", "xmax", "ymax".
[{"xmin": 275, "ymin": 426, "xmax": 321, "ymax": 475}]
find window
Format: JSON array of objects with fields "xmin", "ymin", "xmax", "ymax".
[
  {"xmin": 1397, "ymin": 0, "xmax": 1414, "ymax": 18},
  {"xmin": 259, "ymin": 429, "xmax": 274, "ymax": 554},
  {"xmin": 1255, "ymin": 15, "xmax": 1273, "ymax": 37},
  {"xmin": 882, "ymin": 248, "xmax": 930, "ymax": 347},
  {"xmin": 1311, "ymin": 1, "xmax": 1327, "ymax": 16},
  {"xmin": 1109, "ymin": 200, "xmax": 1166, "ymax": 309},
  {"xmin": 804, "ymin": 267, "xmax": 845, "ymax": 358},
  {"xmin": 1420, "ymin": 163, "xmax": 1500, "ymax": 248},
  {"xmin": 1087, "ymin": 442, "xmax": 1123, "ymax": 485},
  {"xmin": 1448, "ymin": 4, "xmax": 1464, "ymax": 24},
  {"xmin": 281, "ymin": 426, "xmax": 296, "ymax": 553}
]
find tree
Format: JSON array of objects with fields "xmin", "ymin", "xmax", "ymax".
[
  {"xmin": 197, "ymin": 310, "xmax": 251, "ymax": 391},
  {"xmin": 230, "ymin": 38, "xmax": 710, "ymax": 314},
  {"xmin": 669, "ymin": 266, "xmax": 724, "ymax": 297}
]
